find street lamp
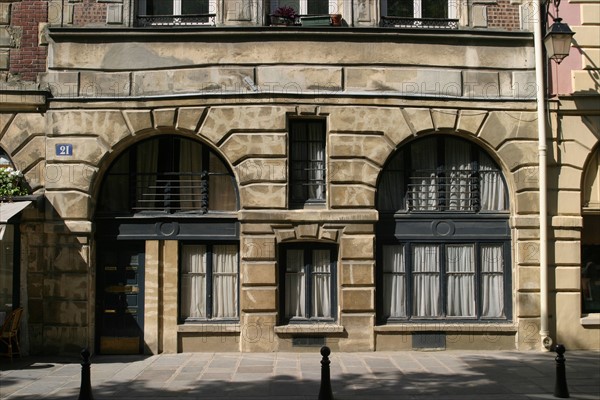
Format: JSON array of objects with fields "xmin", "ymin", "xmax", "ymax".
[{"xmin": 543, "ymin": 0, "xmax": 575, "ymax": 63}]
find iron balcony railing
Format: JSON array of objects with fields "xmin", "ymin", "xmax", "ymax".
[
  {"xmin": 380, "ymin": 16, "xmax": 459, "ymax": 29},
  {"xmin": 132, "ymin": 171, "xmax": 210, "ymax": 213},
  {"xmin": 136, "ymin": 13, "xmax": 216, "ymax": 27}
]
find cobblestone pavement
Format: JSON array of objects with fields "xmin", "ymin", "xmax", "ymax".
[{"xmin": 1, "ymin": 350, "xmax": 599, "ymax": 399}]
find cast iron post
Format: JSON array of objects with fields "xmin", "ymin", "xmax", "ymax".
[
  {"xmin": 318, "ymin": 346, "xmax": 334, "ymax": 400},
  {"xmin": 78, "ymin": 348, "xmax": 94, "ymax": 400},
  {"xmin": 554, "ymin": 344, "xmax": 569, "ymax": 398}
]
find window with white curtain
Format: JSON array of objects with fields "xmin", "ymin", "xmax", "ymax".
[
  {"xmin": 289, "ymin": 120, "xmax": 327, "ymax": 207},
  {"xmin": 377, "ymin": 136, "xmax": 507, "ymax": 213},
  {"xmin": 381, "ymin": 0, "xmax": 456, "ymax": 19},
  {"xmin": 377, "ymin": 135, "xmax": 510, "ymax": 323},
  {"xmin": 137, "ymin": 0, "xmax": 216, "ymax": 26},
  {"xmin": 280, "ymin": 244, "xmax": 336, "ymax": 323},
  {"xmin": 180, "ymin": 243, "xmax": 239, "ymax": 321},
  {"xmin": 271, "ymin": 0, "xmax": 334, "ymax": 15}
]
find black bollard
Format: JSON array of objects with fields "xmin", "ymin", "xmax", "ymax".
[
  {"xmin": 554, "ymin": 344, "xmax": 569, "ymax": 398},
  {"xmin": 318, "ymin": 346, "xmax": 334, "ymax": 400},
  {"xmin": 78, "ymin": 348, "xmax": 94, "ymax": 400}
]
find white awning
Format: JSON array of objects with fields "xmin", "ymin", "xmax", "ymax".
[{"xmin": 0, "ymin": 201, "xmax": 32, "ymax": 223}]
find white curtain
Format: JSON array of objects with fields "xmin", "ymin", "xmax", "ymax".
[
  {"xmin": 412, "ymin": 244, "xmax": 441, "ymax": 317},
  {"xmin": 480, "ymin": 153, "xmax": 506, "ymax": 211},
  {"xmin": 410, "ymin": 140, "xmax": 437, "ymax": 211},
  {"xmin": 481, "ymin": 244, "xmax": 505, "ymax": 317},
  {"xmin": 307, "ymin": 124, "xmax": 325, "ymax": 201},
  {"xmin": 446, "ymin": 139, "xmax": 472, "ymax": 211},
  {"xmin": 285, "ymin": 249, "xmax": 306, "ymax": 318},
  {"xmin": 446, "ymin": 245, "xmax": 476, "ymax": 317},
  {"xmin": 179, "ymin": 141, "xmax": 203, "ymax": 211},
  {"xmin": 312, "ymin": 250, "xmax": 331, "ymax": 318},
  {"xmin": 181, "ymin": 245, "xmax": 207, "ymax": 319},
  {"xmin": 209, "ymin": 153, "xmax": 237, "ymax": 212},
  {"xmin": 383, "ymin": 245, "xmax": 406, "ymax": 318},
  {"xmin": 212, "ymin": 245, "xmax": 238, "ymax": 318},
  {"xmin": 378, "ymin": 152, "xmax": 405, "ymax": 212}
]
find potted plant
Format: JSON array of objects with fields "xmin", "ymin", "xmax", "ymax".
[
  {"xmin": 270, "ymin": 5, "xmax": 298, "ymax": 26},
  {"xmin": 0, "ymin": 167, "xmax": 28, "ymax": 202}
]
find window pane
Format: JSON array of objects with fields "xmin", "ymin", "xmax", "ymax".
[
  {"xmin": 445, "ymin": 139, "xmax": 472, "ymax": 211},
  {"xmin": 378, "ymin": 151, "xmax": 406, "ymax": 212},
  {"xmin": 181, "ymin": 0, "xmax": 209, "ymax": 14},
  {"xmin": 312, "ymin": 250, "xmax": 331, "ymax": 318},
  {"xmin": 209, "ymin": 153, "xmax": 238, "ymax": 212},
  {"xmin": 285, "ymin": 250, "xmax": 306, "ymax": 318},
  {"xmin": 307, "ymin": 0, "xmax": 329, "ymax": 14},
  {"xmin": 446, "ymin": 245, "xmax": 475, "ymax": 317},
  {"xmin": 98, "ymin": 152, "xmax": 130, "ymax": 212},
  {"xmin": 383, "ymin": 245, "xmax": 406, "ymax": 318},
  {"xmin": 386, "ymin": 0, "xmax": 414, "ymax": 17},
  {"xmin": 479, "ymin": 152, "xmax": 507, "ymax": 211},
  {"xmin": 212, "ymin": 245, "xmax": 238, "ymax": 318},
  {"xmin": 412, "ymin": 245, "xmax": 441, "ymax": 317},
  {"xmin": 481, "ymin": 244, "xmax": 505, "ymax": 318},
  {"xmin": 136, "ymin": 139, "xmax": 159, "ymax": 211},
  {"xmin": 422, "ymin": 0, "xmax": 448, "ymax": 18},
  {"xmin": 181, "ymin": 245, "xmax": 207, "ymax": 319},
  {"xmin": 179, "ymin": 140, "xmax": 204, "ymax": 211},
  {"xmin": 290, "ymin": 121, "xmax": 326, "ymax": 205},
  {"xmin": 409, "ymin": 138, "xmax": 438, "ymax": 211},
  {"xmin": 146, "ymin": 0, "xmax": 174, "ymax": 15}
]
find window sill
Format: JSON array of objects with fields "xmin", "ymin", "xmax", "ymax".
[
  {"xmin": 375, "ymin": 323, "xmax": 517, "ymax": 333},
  {"xmin": 178, "ymin": 323, "xmax": 241, "ymax": 333},
  {"xmin": 274, "ymin": 324, "xmax": 344, "ymax": 335},
  {"xmin": 580, "ymin": 314, "xmax": 600, "ymax": 327}
]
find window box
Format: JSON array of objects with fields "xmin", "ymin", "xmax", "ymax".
[
  {"xmin": 300, "ymin": 15, "xmax": 332, "ymax": 26},
  {"xmin": 269, "ymin": 15, "xmax": 298, "ymax": 26}
]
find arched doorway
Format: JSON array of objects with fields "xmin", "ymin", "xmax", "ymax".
[{"xmin": 94, "ymin": 134, "xmax": 239, "ymax": 354}]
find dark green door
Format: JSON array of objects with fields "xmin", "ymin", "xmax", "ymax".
[{"xmin": 96, "ymin": 241, "xmax": 145, "ymax": 354}]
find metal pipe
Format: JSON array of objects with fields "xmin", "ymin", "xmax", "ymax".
[{"xmin": 533, "ymin": 0, "xmax": 552, "ymax": 351}]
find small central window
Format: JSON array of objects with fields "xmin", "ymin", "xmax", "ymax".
[
  {"xmin": 280, "ymin": 244, "xmax": 337, "ymax": 323},
  {"xmin": 289, "ymin": 119, "xmax": 327, "ymax": 207}
]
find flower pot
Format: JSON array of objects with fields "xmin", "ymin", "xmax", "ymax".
[
  {"xmin": 331, "ymin": 14, "xmax": 342, "ymax": 26},
  {"xmin": 270, "ymin": 15, "xmax": 296, "ymax": 26}
]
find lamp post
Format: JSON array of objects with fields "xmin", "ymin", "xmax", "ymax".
[
  {"xmin": 543, "ymin": 0, "xmax": 576, "ymax": 64},
  {"xmin": 535, "ymin": 0, "xmax": 575, "ymax": 351}
]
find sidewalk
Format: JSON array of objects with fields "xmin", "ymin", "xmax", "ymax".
[{"xmin": 1, "ymin": 350, "xmax": 599, "ymax": 400}]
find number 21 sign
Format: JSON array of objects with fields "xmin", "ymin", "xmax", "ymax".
[{"xmin": 56, "ymin": 144, "xmax": 73, "ymax": 156}]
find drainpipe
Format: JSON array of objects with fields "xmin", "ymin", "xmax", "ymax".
[{"xmin": 533, "ymin": 0, "xmax": 552, "ymax": 351}]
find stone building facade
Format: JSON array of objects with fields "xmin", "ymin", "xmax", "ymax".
[{"xmin": 0, "ymin": 0, "xmax": 598, "ymax": 355}]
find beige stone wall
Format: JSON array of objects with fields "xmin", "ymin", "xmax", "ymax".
[{"xmin": 4, "ymin": 27, "xmax": 598, "ymax": 354}]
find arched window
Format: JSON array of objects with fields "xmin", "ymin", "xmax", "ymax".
[
  {"xmin": 98, "ymin": 135, "xmax": 238, "ymax": 216},
  {"xmin": 376, "ymin": 136, "xmax": 511, "ymax": 323},
  {"xmin": 582, "ymin": 147, "xmax": 600, "ymax": 314}
]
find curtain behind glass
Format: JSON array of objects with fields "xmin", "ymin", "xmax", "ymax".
[
  {"xmin": 181, "ymin": 245, "xmax": 207, "ymax": 319},
  {"xmin": 412, "ymin": 244, "xmax": 440, "ymax": 317},
  {"xmin": 312, "ymin": 250, "xmax": 331, "ymax": 318},
  {"xmin": 99, "ymin": 152, "xmax": 129, "ymax": 212},
  {"xmin": 446, "ymin": 245, "xmax": 476, "ymax": 317},
  {"xmin": 307, "ymin": 123, "xmax": 325, "ymax": 201},
  {"xmin": 383, "ymin": 245, "xmax": 406, "ymax": 318},
  {"xmin": 446, "ymin": 139, "xmax": 472, "ymax": 211},
  {"xmin": 378, "ymin": 151, "xmax": 405, "ymax": 212},
  {"xmin": 285, "ymin": 249, "xmax": 306, "ymax": 318},
  {"xmin": 410, "ymin": 139, "xmax": 437, "ymax": 211},
  {"xmin": 212, "ymin": 245, "xmax": 238, "ymax": 318},
  {"xmin": 136, "ymin": 140, "xmax": 159, "ymax": 210},
  {"xmin": 179, "ymin": 141, "xmax": 203, "ymax": 211},
  {"xmin": 481, "ymin": 244, "xmax": 505, "ymax": 317},
  {"xmin": 479, "ymin": 152, "xmax": 507, "ymax": 211}
]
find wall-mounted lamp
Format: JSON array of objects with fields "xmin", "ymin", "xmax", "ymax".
[{"xmin": 543, "ymin": 0, "xmax": 575, "ymax": 63}]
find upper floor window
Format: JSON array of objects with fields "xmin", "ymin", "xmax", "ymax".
[
  {"xmin": 289, "ymin": 119, "xmax": 326, "ymax": 207},
  {"xmin": 137, "ymin": 0, "xmax": 216, "ymax": 26},
  {"xmin": 381, "ymin": 0, "xmax": 458, "ymax": 28},
  {"xmin": 98, "ymin": 135, "xmax": 238, "ymax": 215},
  {"xmin": 378, "ymin": 136, "xmax": 507, "ymax": 213},
  {"xmin": 271, "ymin": 0, "xmax": 333, "ymax": 15}
]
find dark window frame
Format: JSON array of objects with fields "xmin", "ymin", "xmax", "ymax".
[
  {"xmin": 178, "ymin": 242, "xmax": 240, "ymax": 323},
  {"xmin": 279, "ymin": 243, "xmax": 338, "ymax": 325},
  {"xmin": 289, "ymin": 119, "xmax": 327, "ymax": 208}
]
